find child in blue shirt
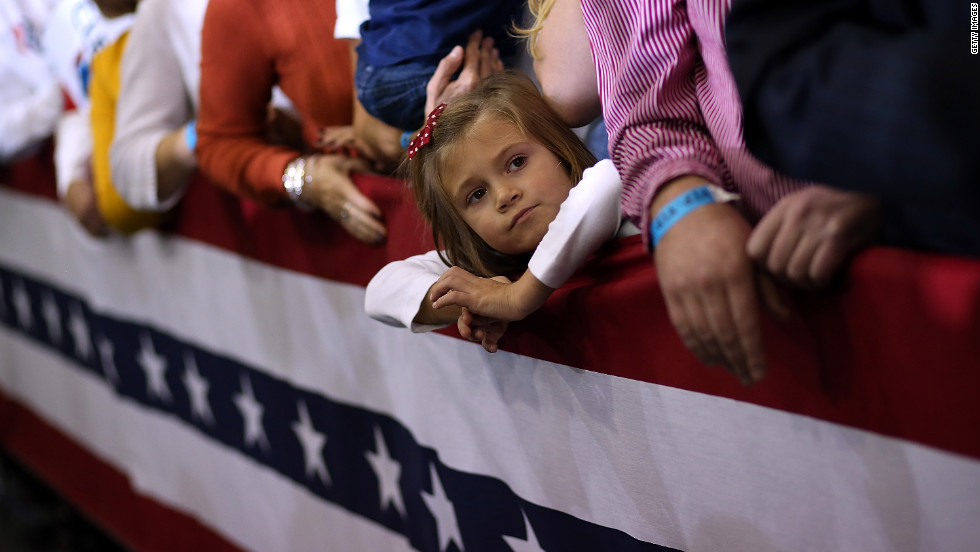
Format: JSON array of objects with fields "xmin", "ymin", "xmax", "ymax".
[{"xmin": 355, "ymin": 0, "xmax": 524, "ymax": 133}]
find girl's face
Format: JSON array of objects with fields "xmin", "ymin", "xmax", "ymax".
[{"xmin": 440, "ymin": 118, "xmax": 572, "ymax": 255}]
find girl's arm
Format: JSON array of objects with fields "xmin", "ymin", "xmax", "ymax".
[
  {"xmin": 364, "ymin": 250, "xmax": 459, "ymax": 332},
  {"xmin": 430, "ymin": 159, "xmax": 622, "ymax": 321},
  {"xmin": 527, "ymin": 159, "xmax": 621, "ymax": 288}
]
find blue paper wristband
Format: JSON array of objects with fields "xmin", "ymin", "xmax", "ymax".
[
  {"xmin": 184, "ymin": 120, "xmax": 197, "ymax": 151},
  {"xmin": 650, "ymin": 185, "xmax": 717, "ymax": 247}
]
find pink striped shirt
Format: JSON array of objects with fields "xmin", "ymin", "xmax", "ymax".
[{"xmin": 580, "ymin": 0, "xmax": 809, "ymax": 241}]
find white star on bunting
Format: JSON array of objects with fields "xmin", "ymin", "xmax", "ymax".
[
  {"xmin": 68, "ymin": 303, "xmax": 92, "ymax": 360},
  {"xmin": 12, "ymin": 279, "xmax": 32, "ymax": 329},
  {"xmin": 182, "ymin": 351, "xmax": 214, "ymax": 426},
  {"xmin": 41, "ymin": 292, "xmax": 61, "ymax": 343},
  {"xmin": 366, "ymin": 426, "xmax": 405, "ymax": 518},
  {"xmin": 292, "ymin": 400, "xmax": 330, "ymax": 485},
  {"xmin": 422, "ymin": 463, "xmax": 464, "ymax": 552},
  {"xmin": 137, "ymin": 332, "xmax": 171, "ymax": 402},
  {"xmin": 96, "ymin": 333, "xmax": 119, "ymax": 385},
  {"xmin": 234, "ymin": 374, "xmax": 269, "ymax": 452},
  {"xmin": 503, "ymin": 510, "xmax": 546, "ymax": 552}
]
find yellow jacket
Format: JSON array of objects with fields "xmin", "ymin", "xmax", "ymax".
[{"xmin": 90, "ymin": 31, "xmax": 167, "ymax": 233}]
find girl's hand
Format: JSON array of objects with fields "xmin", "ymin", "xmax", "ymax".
[
  {"xmin": 458, "ymin": 307, "xmax": 509, "ymax": 353},
  {"xmin": 747, "ymin": 185, "xmax": 881, "ymax": 290},
  {"xmin": 425, "ymin": 30, "xmax": 503, "ymax": 115},
  {"xmin": 430, "ymin": 268, "xmax": 552, "ymax": 322},
  {"xmin": 652, "ymin": 178, "xmax": 769, "ymax": 385},
  {"xmin": 305, "ymin": 154, "xmax": 387, "ymax": 245}
]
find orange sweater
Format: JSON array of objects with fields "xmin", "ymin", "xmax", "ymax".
[{"xmin": 196, "ymin": 0, "xmax": 353, "ymax": 205}]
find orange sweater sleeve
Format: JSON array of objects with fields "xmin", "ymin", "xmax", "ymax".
[
  {"xmin": 90, "ymin": 32, "xmax": 165, "ymax": 233},
  {"xmin": 196, "ymin": 0, "xmax": 297, "ymax": 205}
]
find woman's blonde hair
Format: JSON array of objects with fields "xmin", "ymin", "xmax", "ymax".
[
  {"xmin": 511, "ymin": 0, "xmax": 555, "ymax": 59},
  {"xmin": 402, "ymin": 71, "xmax": 596, "ymax": 277}
]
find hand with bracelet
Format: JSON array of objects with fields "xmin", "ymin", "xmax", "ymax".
[
  {"xmin": 650, "ymin": 175, "xmax": 789, "ymax": 385},
  {"xmin": 283, "ymin": 154, "xmax": 387, "ymax": 245}
]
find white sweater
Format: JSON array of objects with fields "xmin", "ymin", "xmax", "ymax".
[{"xmin": 108, "ymin": 0, "xmax": 207, "ymax": 211}]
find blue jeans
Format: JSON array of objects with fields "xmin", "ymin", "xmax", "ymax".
[
  {"xmin": 355, "ymin": 57, "xmax": 434, "ymax": 132},
  {"xmin": 584, "ymin": 118, "xmax": 610, "ymax": 161}
]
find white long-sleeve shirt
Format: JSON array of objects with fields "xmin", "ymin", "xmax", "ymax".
[
  {"xmin": 41, "ymin": 0, "xmax": 129, "ymax": 197},
  {"xmin": 365, "ymin": 159, "xmax": 623, "ymax": 332},
  {"xmin": 0, "ymin": 0, "xmax": 62, "ymax": 161},
  {"xmin": 334, "ymin": 0, "xmax": 368, "ymax": 40},
  {"xmin": 108, "ymin": 0, "xmax": 207, "ymax": 211}
]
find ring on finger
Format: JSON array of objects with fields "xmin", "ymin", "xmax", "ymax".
[{"xmin": 340, "ymin": 201, "xmax": 352, "ymax": 221}]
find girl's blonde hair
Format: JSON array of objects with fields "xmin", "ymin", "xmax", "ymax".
[
  {"xmin": 402, "ymin": 71, "xmax": 596, "ymax": 277},
  {"xmin": 511, "ymin": 0, "xmax": 555, "ymax": 59}
]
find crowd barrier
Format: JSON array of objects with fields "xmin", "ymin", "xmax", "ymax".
[{"xmin": 1, "ymin": 146, "xmax": 978, "ymax": 552}]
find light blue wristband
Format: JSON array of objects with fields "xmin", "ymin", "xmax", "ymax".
[
  {"xmin": 399, "ymin": 130, "xmax": 414, "ymax": 151},
  {"xmin": 650, "ymin": 185, "xmax": 717, "ymax": 247},
  {"xmin": 184, "ymin": 120, "xmax": 197, "ymax": 151}
]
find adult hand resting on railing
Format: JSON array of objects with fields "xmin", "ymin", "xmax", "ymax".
[
  {"xmin": 304, "ymin": 154, "xmax": 386, "ymax": 245},
  {"xmin": 196, "ymin": 0, "xmax": 386, "ymax": 245}
]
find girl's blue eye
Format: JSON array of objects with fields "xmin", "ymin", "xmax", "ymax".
[
  {"xmin": 467, "ymin": 188, "xmax": 487, "ymax": 205},
  {"xmin": 507, "ymin": 155, "xmax": 528, "ymax": 172}
]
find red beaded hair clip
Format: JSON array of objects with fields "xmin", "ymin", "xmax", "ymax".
[{"xmin": 407, "ymin": 103, "xmax": 447, "ymax": 160}]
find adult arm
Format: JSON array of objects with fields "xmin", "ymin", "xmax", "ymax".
[
  {"xmin": 197, "ymin": 0, "xmax": 386, "ymax": 245},
  {"xmin": 110, "ymin": 0, "xmax": 195, "ymax": 211},
  {"xmin": 580, "ymin": 1, "xmax": 768, "ymax": 383},
  {"xmin": 533, "ymin": 0, "xmax": 601, "ymax": 127},
  {"xmin": 196, "ymin": 0, "xmax": 294, "ymax": 204},
  {"xmin": 726, "ymin": 0, "xmax": 980, "ymax": 220},
  {"xmin": 580, "ymin": 1, "xmax": 732, "ymax": 235}
]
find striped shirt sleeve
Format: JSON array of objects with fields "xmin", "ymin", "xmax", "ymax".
[{"xmin": 581, "ymin": 0, "xmax": 809, "ymax": 243}]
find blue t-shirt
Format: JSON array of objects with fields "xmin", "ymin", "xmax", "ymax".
[{"xmin": 357, "ymin": 0, "xmax": 524, "ymax": 68}]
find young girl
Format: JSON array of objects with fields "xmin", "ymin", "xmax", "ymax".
[{"xmin": 364, "ymin": 71, "xmax": 627, "ymax": 351}]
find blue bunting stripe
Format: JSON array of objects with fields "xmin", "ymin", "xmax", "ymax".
[{"xmin": 0, "ymin": 262, "xmax": 677, "ymax": 552}]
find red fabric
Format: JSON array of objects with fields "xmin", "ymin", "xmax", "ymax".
[
  {"xmin": 2, "ymin": 151, "xmax": 979, "ymax": 552},
  {"xmin": 2, "ymin": 153, "xmax": 978, "ymax": 459},
  {"xmin": 173, "ymin": 172, "xmax": 980, "ymax": 460}
]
